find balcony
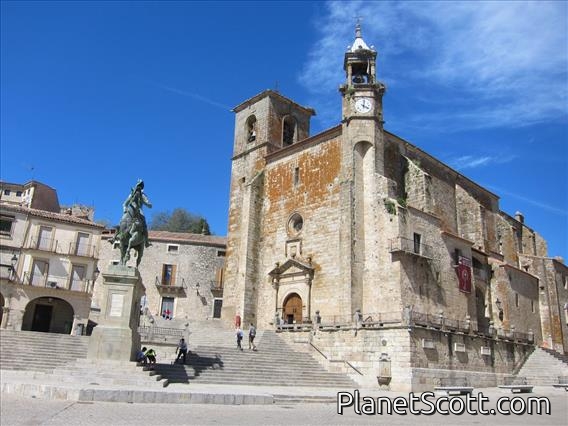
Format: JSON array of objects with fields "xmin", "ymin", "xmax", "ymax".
[
  {"xmin": 155, "ymin": 276, "xmax": 186, "ymax": 295},
  {"xmin": 67, "ymin": 241, "xmax": 98, "ymax": 258},
  {"xmin": 19, "ymin": 271, "xmax": 94, "ymax": 293},
  {"xmin": 27, "ymin": 236, "xmax": 58, "ymax": 253},
  {"xmin": 389, "ymin": 236, "xmax": 435, "ymax": 259},
  {"xmin": 25, "ymin": 237, "xmax": 98, "ymax": 259}
]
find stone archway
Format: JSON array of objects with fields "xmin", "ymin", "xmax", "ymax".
[
  {"xmin": 283, "ymin": 293, "xmax": 303, "ymax": 324},
  {"xmin": 22, "ymin": 297, "xmax": 74, "ymax": 334}
]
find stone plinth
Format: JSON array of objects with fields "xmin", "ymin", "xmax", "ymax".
[{"xmin": 88, "ymin": 265, "xmax": 145, "ymax": 362}]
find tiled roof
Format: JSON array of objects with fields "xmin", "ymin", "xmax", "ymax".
[{"xmin": 0, "ymin": 202, "xmax": 104, "ymax": 229}]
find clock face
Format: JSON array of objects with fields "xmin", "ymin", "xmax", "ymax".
[{"xmin": 355, "ymin": 97, "xmax": 373, "ymax": 113}]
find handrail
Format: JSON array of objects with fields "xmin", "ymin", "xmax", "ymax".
[
  {"xmin": 344, "ymin": 360, "xmax": 364, "ymax": 376},
  {"xmin": 309, "ymin": 341, "xmax": 328, "ymax": 360}
]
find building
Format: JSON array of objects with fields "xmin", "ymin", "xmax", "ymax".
[
  {"xmin": 93, "ymin": 230, "xmax": 226, "ymax": 325},
  {"xmin": 0, "ymin": 181, "xmax": 104, "ymax": 334},
  {"xmin": 220, "ymin": 25, "xmax": 568, "ymax": 389}
]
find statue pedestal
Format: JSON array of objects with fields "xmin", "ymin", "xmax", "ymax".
[{"xmin": 88, "ymin": 265, "xmax": 145, "ymax": 362}]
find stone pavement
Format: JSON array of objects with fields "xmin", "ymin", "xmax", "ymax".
[{"xmin": 2, "ymin": 387, "xmax": 567, "ymax": 426}]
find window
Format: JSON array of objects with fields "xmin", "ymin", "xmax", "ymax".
[
  {"xmin": 287, "ymin": 213, "xmax": 304, "ymax": 236},
  {"xmin": 113, "ymin": 242, "xmax": 120, "ymax": 250},
  {"xmin": 16, "ymin": 191, "xmax": 22, "ymax": 197},
  {"xmin": 75, "ymin": 232, "xmax": 90, "ymax": 256},
  {"xmin": 217, "ymin": 250, "xmax": 226, "ymax": 257},
  {"xmin": 515, "ymin": 293, "xmax": 519, "ymax": 308},
  {"xmin": 294, "ymin": 167, "xmax": 300, "ymax": 187},
  {"xmin": 282, "ymin": 116, "xmax": 296, "ymax": 146},
  {"xmin": 161, "ymin": 297, "xmax": 174, "ymax": 319},
  {"xmin": 531, "ymin": 300, "xmax": 535, "ymax": 313},
  {"xmin": 31, "ymin": 259, "xmax": 48, "ymax": 286},
  {"xmin": 37, "ymin": 226, "xmax": 53, "ymax": 251},
  {"xmin": 110, "ymin": 260, "xmax": 120, "ymax": 266},
  {"xmin": 161, "ymin": 264, "xmax": 176, "ymax": 286},
  {"xmin": 167, "ymin": 244, "xmax": 179, "ymax": 253},
  {"xmin": 0, "ymin": 215, "xmax": 15, "ymax": 236},
  {"xmin": 70, "ymin": 265, "xmax": 86, "ymax": 291},
  {"xmin": 246, "ymin": 115, "xmax": 257, "ymax": 143},
  {"xmin": 3, "ymin": 189, "xmax": 10, "ymax": 196},
  {"xmin": 413, "ymin": 233, "xmax": 422, "ymax": 254}
]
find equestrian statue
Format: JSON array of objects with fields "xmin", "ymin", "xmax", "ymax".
[{"xmin": 110, "ymin": 179, "xmax": 152, "ymax": 268}]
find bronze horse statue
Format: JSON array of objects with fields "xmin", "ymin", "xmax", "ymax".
[{"xmin": 110, "ymin": 180, "xmax": 152, "ymax": 268}]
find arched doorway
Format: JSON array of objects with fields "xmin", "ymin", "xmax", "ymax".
[
  {"xmin": 283, "ymin": 293, "xmax": 303, "ymax": 324},
  {"xmin": 22, "ymin": 297, "xmax": 74, "ymax": 334}
]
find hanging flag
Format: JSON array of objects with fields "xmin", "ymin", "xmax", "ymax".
[{"xmin": 457, "ymin": 256, "xmax": 472, "ymax": 293}]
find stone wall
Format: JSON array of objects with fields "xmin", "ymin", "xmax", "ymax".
[{"xmin": 94, "ymin": 233, "xmax": 225, "ymax": 323}]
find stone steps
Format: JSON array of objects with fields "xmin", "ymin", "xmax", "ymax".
[
  {"xmin": 517, "ymin": 347, "xmax": 568, "ymax": 385},
  {"xmin": 0, "ymin": 329, "xmax": 88, "ymax": 372},
  {"xmin": 152, "ymin": 330, "xmax": 358, "ymax": 388}
]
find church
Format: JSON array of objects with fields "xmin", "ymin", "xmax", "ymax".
[{"xmin": 220, "ymin": 24, "xmax": 568, "ymax": 390}]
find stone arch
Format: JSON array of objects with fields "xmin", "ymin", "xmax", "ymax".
[
  {"xmin": 246, "ymin": 115, "xmax": 257, "ymax": 143},
  {"xmin": 282, "ymin": 292, "xmax": 303, "ymax": 324},
  {"xmin": 282, "ymin": 115, "xmax": 296, "ymax": 147},
  {"xmin": 22, "ymin": 296, "xmax": 74, "ymax": 334}
]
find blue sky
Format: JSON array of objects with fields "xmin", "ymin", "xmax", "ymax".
[{"xmin": 1, "ymin": 1, "xmax": 566, "ymax": 260}]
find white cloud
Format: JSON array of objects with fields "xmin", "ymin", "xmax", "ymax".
[
  {"xmin": 301, "ymin": 1, "xmax": 568, "ymax": 132},
  {"xmin": 448, "ymin": 154, "xmax": 516, "ymax": 170}
]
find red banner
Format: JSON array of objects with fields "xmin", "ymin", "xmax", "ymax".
[{"xmin": 457, "ymin": 256, "xmax": 472, "ymax": 293}]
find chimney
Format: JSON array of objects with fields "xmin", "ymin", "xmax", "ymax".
[{"xmin": 514, "ymin": 211, "xmax": 524, "ymax": 224}]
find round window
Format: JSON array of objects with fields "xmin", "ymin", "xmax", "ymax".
[{"xmin": 288, "ymin": 213, "xmax": 304, "ymax": 236}]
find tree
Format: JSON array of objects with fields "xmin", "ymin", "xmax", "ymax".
[{"xmin": 150, "ymin": 208, "xmax": 211, "ymax": 235}]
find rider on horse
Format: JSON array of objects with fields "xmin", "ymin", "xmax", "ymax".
[{"xmin": 122, "ymin": 179, "xmax": 152, "ymax": 248}]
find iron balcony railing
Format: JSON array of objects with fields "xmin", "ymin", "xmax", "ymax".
[
  {"xmin": 389, "ymin": 236, "xmax": 435, "ymax": 259},
  {"xmin": 20, "ymin": 271, "xmax": 93, "ymax": 293},
  {"xmin": 155, "ymin": 276, "xmax": 187, "ymax": 291},
  {"xmin": 26, "ymin": 236, "xmax": 97, "ymax": 259},
  {"xmin": 67, "ymin": 241, "xmax": 98, "ymax": 258}
]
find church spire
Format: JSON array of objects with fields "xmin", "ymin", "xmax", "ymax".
[{"xmin": 349, "ymin": 20, "xmax": 373, "ymax": 53}]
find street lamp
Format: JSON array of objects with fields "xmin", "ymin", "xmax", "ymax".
[
  {"xmin": 92, "ymin": 266, "xmax": 100, "ymax": 282},
  {"xmin": 8, "ymin": 253, "xmax": 18, "ymax": 281}
]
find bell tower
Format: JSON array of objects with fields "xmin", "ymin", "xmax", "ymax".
[{"xmin": 339, "ymin": 23, "xmax": 388, "ymax": 317}]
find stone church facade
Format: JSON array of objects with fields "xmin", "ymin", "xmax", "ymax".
[{"xmin": 221, "ymin": 25, "xmax": 568, "ymax": 390}]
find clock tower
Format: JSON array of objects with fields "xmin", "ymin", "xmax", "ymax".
[{"xmin": 338, "ymin": 23, "xmax": 389, "ymax": 317}]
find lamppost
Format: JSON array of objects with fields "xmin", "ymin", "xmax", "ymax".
[{"xmin": 195, "ymin": 282, "xmax": 200, "ymax": 296}]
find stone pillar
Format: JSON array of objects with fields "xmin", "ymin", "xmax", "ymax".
[
  {"xmin": 0, "ymin": 307, "xmax": 9, "ymax": 329},
  {"xmin": 88, "ymin": 265, "xmax": 145, "ymax": 362}
]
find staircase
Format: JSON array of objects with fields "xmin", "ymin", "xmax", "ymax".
[
  {"xmin": 152, "ymin": 329, "xmax": 358, "ymax": 388},
  {"xmin": 0, "ymin": 330, "xmax": 88, "ymax": 372},
  {"xmin": 517, "ymin": 346, "xmax": 568, "ymax": 385}
]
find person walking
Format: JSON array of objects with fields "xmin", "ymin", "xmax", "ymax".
[
  {"xmin": 176, "ymin": 338, "xmax": 188, "ymax": 364},
  {"xmin": 236, "ymin": 327, "xmax": 244, "ymax": 351},
  {"xmin": 248, "ymin": 323, "xmax": 257, "ymax": 351}
]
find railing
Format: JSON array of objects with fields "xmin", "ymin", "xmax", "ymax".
[
  {"xmin": 25, "ymin": 237, "xmax": 97, "ymax": 258},
  {"xmin": 276, "ymin": 308, "xmax": 535, "ymax": 345},
  {"xmin": 19, "ymin": 271, "xmax": 93, "ymax": 292},
  {"xmin": 154, "ymin": 276, "xmax": 187, "ymax": 291},
  {"xmin": 68, "ymin": 241, "xmax": 98, "ymax": 258},
  {"xmin": 27, "ymin": 236, "xmax": 59, "ymax": 253},
  {"xmin": 389, "ymin": 236, "xmax": 434, "ymax": 259}
]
